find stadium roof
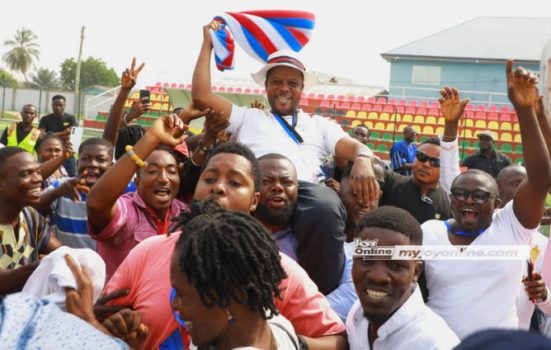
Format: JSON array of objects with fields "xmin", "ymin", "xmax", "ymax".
[{"xmin": 381, "ymin": 17, "xmax": 551, "ymax": 64}]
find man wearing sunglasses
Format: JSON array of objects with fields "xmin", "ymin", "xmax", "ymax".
[
  {"xmin": 421, "ymin": 60, "xmax": 551, "ymax": 340},
  {"xmin": 377, "ymin": 86, "xmax": 467, "ymax": 224}
]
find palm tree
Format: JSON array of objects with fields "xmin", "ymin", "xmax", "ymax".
[
  {"xmin": 30, "ymin": 68, "xmax": 60, "ymax": 90},
  {"xmin": 3, "ymin": 28, "xmax": 40, "ymax": 82}
]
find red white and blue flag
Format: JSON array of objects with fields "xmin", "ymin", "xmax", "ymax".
[{"xmin": 210, "ymin": 10, "xmax": 315, "ymax": 71}]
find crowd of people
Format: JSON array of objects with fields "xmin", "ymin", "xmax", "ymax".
[{"xmin": 2, "ymin": 21, "xmax": 551, "ymax": 350}]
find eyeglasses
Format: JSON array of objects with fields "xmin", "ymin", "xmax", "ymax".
[
  {"xmin": 415, "ymin": 151, "xmax": 440, "ymax": 168},
  {"xmin": 450, "ymin": 188, "xmax": 495, "ymax": 204}
]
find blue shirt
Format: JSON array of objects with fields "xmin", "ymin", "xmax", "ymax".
[{"xmin": 390, "ymin": 140, "xmax": 417, "ymax": 176}]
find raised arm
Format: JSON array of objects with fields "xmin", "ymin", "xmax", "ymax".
[
  {"xmin": 191, "ymin": 22, "xmax": 233, "ymax": 118},
  {"xmin": 103, "ymin": 58, "xmax": 147, "ymax": 146},
  {"xmin": 87, "ymin": 115, "xmax": 188, "ymax": 232},
  {"xmin": 334, "ymin": 137, "xmax": 380, "ymax": 206},
  {"xmin": 439, "ymin": 86, "xmax": 469, "ymax": 192},
  {"xmin": 507, "ymin": 60, "xmax": 551, "ymax": 228}
]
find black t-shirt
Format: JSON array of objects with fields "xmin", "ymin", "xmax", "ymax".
[
  {"xmin": 379, "ymin": 170, "xmax": 451, "ymax": 224},
  {"xmin": 0, "ymin": 122, "xmax": 32, "ymax": 145},
  {"xmin": 38, "ymin": 113, "xmax": 77, "ymax": 133},
  {"xmin": 461, "ymin": 151, "xmax": 512, "ymax": 178}
]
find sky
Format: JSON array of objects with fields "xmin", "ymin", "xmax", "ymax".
[{"xmin": 1, "ymin": 0, "xmax": 550, "ymax": 90}]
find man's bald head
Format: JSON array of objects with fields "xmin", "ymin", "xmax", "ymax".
[{"xmin": 496, "ymin": 165, "xmax": 526, "ymax": 207}]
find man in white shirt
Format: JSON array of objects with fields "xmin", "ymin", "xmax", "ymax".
[
  {"xmin": 347, "ymin": 206, "xmax": 459, "ymax": 350},
  {"xmin": 191, "ymin": 21, "xmax": 379, "ymax": 295},
  {"xmin": 422, "ymin": 60, "xmax": 551, "ymax": 339}
]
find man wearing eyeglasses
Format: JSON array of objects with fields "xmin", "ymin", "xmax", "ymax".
[
  {"xmin": 421, "ymin": 61, "xmax": 551, "ymax": 340},
  {"xmin": 376, "ymin": 87, "xmax": 467, "ymax": 224}
]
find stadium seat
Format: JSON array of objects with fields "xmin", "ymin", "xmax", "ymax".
[
  {"xmin": 475, "ymin": 120, "xmax": 486, "ymax": 129},
  {"xmin": 386, "ymin": 123, "xmax": 396, "ymax": 132},
  {"xmin": 339, "ymin": 101, "xmax": 351, "ymax": 110},
  {"xmin": 364, "ymin": 121, "xmax": 373, "ymax": 129},
  {"xmin": 351, "ymin": 103, "xmax": 362, "ymax": 111},
  {"xmin": 367, "ymin": 97, "xmax": 377, "ymax": 104},
  {"xmin": 429, "ymin": 101, "xmax": 440, "ymax": 109},
  {"xmin": 428, "ymin": 108, "xmax": 439, "ymax": 117},
  {"xmin": 488, "ymin": 121, "xmax": 499, "ymax": 130},
  {"xmin": 419, "ymin": 101, "xmax": 428, "ymax": 108},
  {"xmin": 487, "ymin": 112, "xmax": 499, "ymax": 121},
  {"xmin": 513, "ymin": 123, "xmax": 520, "ymax": 132},
  {"xmin": 516, "ymin": 158, "xmax": 524, "ymax": 164},
  {"xmin": 368, "ymin": 112, "xmax": 379, "ymax": 120},
  {"xmin": 307, "ymin": 93, "xmax": 316, "ymax": 99},
  {"xmin": 460, "ymin": 140, "xmax": 472, "ymax": 149},
  {"xmin": 501, "ymin": 122, "xmax": 512, "ymax": 131},
  {"xmin": 435, "ymin": 127, "xmax": 444, "ymax": 135},
  {"xmin": 500, "ymin": 106, "xmax": 511, "ymax": 114},
  {"xmin": 416, "ymin": 107, "xmax": 428, "ymax": 115},
  {"xmin": 316, "ymin": 93, "xmax": 326, "ymax": 100},
  {"xmin": 383, "ymin": 105, "xmax": 394, "ymax": 113},
  {"xmin": 361, "ymin": 103, "xmax": 372, "ymax": 111},
  {"xmin": 515, "ymin": 144, "xmax": 523, "ymax": 154},
  {"xmin": 489, "ymin": 105, "xmax": 498, "ymax": 112},
  {"xmin": 299, "ymin": 99, "xmax": 309, "ymax": 108},
  {"xmin": 374, "ymin": 122, "xmax": 385, "ymax": 130},
  {"xmin": 368, "ymin": 142, "xmax": 375, "ymax": 151},
  {"xmin": 379, "ymin": 113, "xmax": 390, "ymax": 121},
  {"xmin": 398, "ymin": 99, "xmax": 407, "ymax": 106},
  {"xmin": 337, "ymin": 95, "xmax": 346, "ymax": 101},
  {"xmin": 408, "ymin": 100, "xmax": 418, "ymax": 107},
  {"xmin": 472, "ymin": 141, "xmax": 480, "ymax": 150},
  {"xmin": 514, "ymin": 134, "xmax": 521, "ymax": 143},
  {"xmin": 382, "ymin": 133, "xmax": 393, "ymax": 142},
  {"xmin": 376, "ymin": 97, "xmax": 387, "ymax": 105},
  {"xmin": 412, "ymin": 125, "xmax": 421, "ymax": 133},
  {"xmin": 394, "ymin": 134, "xmax": 404, "ymax": 142},
  {"xmin": 476, "ymin": 104, "xmax": 487, "ymax": 112},
  {"xmin": 402, "ymin": 114, "xmax": 413, "ymax": 123},
  {"xmin": 346, "ymin": 96, "xmax": 356, "ymax": 102},
  {"xmin": 474, "ymin": 111, "xmax": 486, "ymax": 120},
  {"xmin": 464, "ymin": 111, "xmax": 475, "ymax": 119},
  {"xmin": 357, "ymin": 111, "xmax": 368, "ymax": 119},
  {"xmin": 372, "ymin": 104, "xmax": 383, "ymax": 112},
  {"xmin": 413, "ymin": 115, "xmax": 425, "ymax": 124},
  {"xmin": 426, "ymin": 116, "xmax": 437, "ymax": 125},
  {"xmin": 423, "ymin": 126, "xmax": 434, "ymax": 135},
  {"xmin": 218, "ymin": 86, "xmax": 226, "ymax": 92},
  {"xmin": 465, "ymin": 104, "xmax": 474, "ymax": 111},
  {"xmin": 345, "ymin": 110, "xmax": 356, "ymax": 118},
  {"xmin": 464, "ymin": 119, "xmax": 474, "ymax": 127},
  {"xmin": 398, "ymin": 124, "xmax": 408, "ymax": 131},
  {"xmin": 371, "ymin": 131, "xmax": 380, "ymax": 140},
  {"xmin": 499, "ymin": 113, "xmax": 512, "ymax": 122},
  {"xmin": 500, "ymin": 133, "xmax": 512, "ymax": 142},
  {"xmin": 405, "ymin": 106, "xmax": 416, "ymax": 115},
  {"xmin": 501, "ymin": 144, "xmax": 512, "ymax": 153},
  {"xmin": 376, "ymin": 144, "xmax": 389, "ymax": 153},
  {"xmin": 395, "ymin": 106, "xmax": 405, "ymax": 114},
  {"xmin": 357, "ymin": 96, "xmax": 366, "ymax": 103},
  {"xmin": 351, "ymin": 120, "xmax": 363, "ymax": 128},
  {"xmin": 388, "ymin": 98, "xmax": 397, "ymax": 105}
]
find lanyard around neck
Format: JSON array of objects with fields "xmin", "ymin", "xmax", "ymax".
[{"xmin": 273, "ymin": 112, "xmax": 303, "ymax": 144}]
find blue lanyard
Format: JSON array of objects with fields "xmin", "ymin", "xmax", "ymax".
[
  {"xmin": 445, "ymin": 220, "xmax": 486, "ymax": 237},
  {"xmin": 273, "ymin": 113, "xmax": 301, "ymax": 144}
]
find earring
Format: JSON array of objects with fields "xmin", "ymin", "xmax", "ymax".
[{"xmin": 227, "ymin": 309, "xmax": 235, "ymax": 325}]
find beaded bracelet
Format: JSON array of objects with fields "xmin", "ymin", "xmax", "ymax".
[{"xmin": 125, "ymin": 145, "xmax": 148, "ymax": 167}]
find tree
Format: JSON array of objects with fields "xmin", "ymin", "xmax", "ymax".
[
  {"xmin": 0, "ymin": 69, "xmax": 19, "ymax": 88},
  {"xmin": 60, "ymin": 56, "xmax": 118, "ymax": 91},
  {"xmin": 29, "ymin": 68, "xmax": 60, "ymax": 90},
  {"xmin": 2, "ymin": 28, "xmax": 40, "ymax": 82}
]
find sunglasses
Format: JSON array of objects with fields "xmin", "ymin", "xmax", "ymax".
[
  {"xmin": 451, "ymin": 188, "xmax": 495, "ymax": 204},
  {"xmin": 415, "ymin": 151, "xmax": 440, "ymax": 167}
]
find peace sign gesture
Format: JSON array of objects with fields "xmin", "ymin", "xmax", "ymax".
[{"xmin": 121, "ymin": 57, "xmax": 145, "ymax": 89}]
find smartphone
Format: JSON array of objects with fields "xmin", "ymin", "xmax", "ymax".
[
  {"xmin": 69, "ymin": 126, "xmax": 84, "ymax": 151},
  {"xmin": 139, "ymin": 89, "xmax": 151, "ymax": 103}
]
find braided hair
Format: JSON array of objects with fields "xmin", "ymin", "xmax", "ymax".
[
  {"xmin": 115, "ymin": 125, "xmax": 146, "ymax": 160},
  {"xmin": 172, "ymin": 199, "xmax": 287, "ymax": 319}
]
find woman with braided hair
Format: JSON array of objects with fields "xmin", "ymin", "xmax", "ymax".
[{"xmin": 170, "ymin": 200, "xmax": 299, "ymax": 349}]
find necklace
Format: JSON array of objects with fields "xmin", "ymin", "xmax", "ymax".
[{"xmin": 445, "ymin": 220, "xmax": 487, "ymax": 237}]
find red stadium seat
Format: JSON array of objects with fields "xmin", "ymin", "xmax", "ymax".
[
  {"xmin": 351, "ymin": 102, "xmax": 362, "ymax": 111},
  {"xmin": 337, "ymin": 95, "xmax": 346, "ymax": 101},
  {"xmin": 383, "ymin": 105, "xmax": 394, "ymax": 113},
  {"xmin": 487, "ymin": 112, "xmax": 499, "ymax": 121},
  {"xmin": 500, "ymin": 106, "xmax": 511, "ymax": 114},
  {"xmin": 372, "ymin": 104, "xmax": 383, "ymax": 112},
  {"xmin": 499, "ymin": 113, "xmax": 512, "ymax": 122},
  {"xmin": 398, "ymin": 99, "xmax": 407, "ymax": 106},
  {"xmin": 408, "ymin": 100, "xmax": 418, "ymax": 107},
  {"xmin": 416, "ymin": 107, "xmax": 428, "ymax": 115},
  {"xmin": 476, "ymin": 104, "xmax": 486, "ymax": 112},
  {"xmin": 405, "ymin": 106, "xmax": 416, "ymax": 114},
  {"xmin": 388, "ymin": 98, "xmax": 397, "ymax": 105},
  {"xmin": 488, "ymin": 105, "xmax": 498, "ymax": 112},
  {"xmin": 376, "ymin": 97, "xmax": 387, "ymax": 105},
  {"xmin": 367, "ymin": 97, "xmax": 377, "ymax": 104},
  {"xmin": 356, "ymin": 96, "xmax": 366, "ymax": 103},
  {"xmin": 178, "ymin": 83, "xmax": 186, "ymax": 89},
  {"xmin": 419, "ymin": 101, "xmax": 428, "ymax": 108},
  {"xmin": 465, "ymin": 104, "xmax": 474, "ymax": 111},
  {"xmin": 474, "ymin": 111, "xmax": 486, "ymax": 120},
  {"xmin": 361, "ymin": 103, "xmax": 372, "ymax": 111}
]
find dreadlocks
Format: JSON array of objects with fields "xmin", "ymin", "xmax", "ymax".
[
  {"xmin": 172, "ymin": 199, "xmax": 287, "ymax": 319},
  {"xmin": 115, "ymin": 125, "xmax": 146, "ymax": 160}
]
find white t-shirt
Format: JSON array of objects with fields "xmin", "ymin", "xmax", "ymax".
[
  {"xmin": 228, "ymin": 106, "xmax": 350, "ymax": 182},
  {"xmin": 346, "ymin": 287, "xmax": 459, "ymax": 350},
  {"xmin": 422, "ymin": 201, "xmax": 536, "ymax": 339}
]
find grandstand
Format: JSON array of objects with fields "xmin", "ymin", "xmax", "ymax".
[{"xmin": 83, "ymin": 82, "xmax": 523, "ymax": 164}]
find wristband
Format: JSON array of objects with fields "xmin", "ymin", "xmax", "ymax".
[
  {"xmin": 125, "ymin": 145, "xmax": 148, "ymax": 167},
  {"xmin": 123, "ymin": 113, "xmax": 131, "ymax": 126}
]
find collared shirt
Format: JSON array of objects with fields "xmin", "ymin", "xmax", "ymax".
[
  {"xmin": 390, "ymin": 140, "xmax": 417, "ymax": 176},
  {"xmin": 461, "ymin": 150, "xmax": 512, "ymax": 178},
  {"xmin": 89, "ymin": 191, "xmax": 187, "ymax": 281},
  {"xmin": 228, "ymin": 106, "xmax": 360, "ymax": 183},
  {"xmin": 346, "ymin": 287, "xmax": 459, "ymax": 350}
]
